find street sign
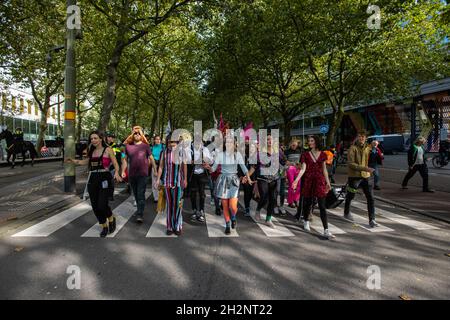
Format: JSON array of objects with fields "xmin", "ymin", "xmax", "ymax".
[{"xmin": 320, "ymin": 124, "xmax": 329, "ymax": 134}]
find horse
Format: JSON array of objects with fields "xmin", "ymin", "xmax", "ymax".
[{"xmin": 0, "ymin": 128, "xmax": 38, "ymax": 168}]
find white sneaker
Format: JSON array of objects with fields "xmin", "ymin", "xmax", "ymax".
[
  {"xmin": 298, "ymin": 218, "xmax": 305, "ymax": 226},
  {"xmin": 324, "ymin": 229, "xmax": 335, "ymax": 239},
  {"xmin": 265, "ymin": 219, "xmax": 275, "ymax": 228},
  {"xmin": 304, "ymin": 221, "xmax": 311, "ymax": 232}
]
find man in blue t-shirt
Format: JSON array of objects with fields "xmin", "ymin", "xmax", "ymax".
[{"xmin": 150, "ymin": 135, "xmax": 165, "ymax": 203}]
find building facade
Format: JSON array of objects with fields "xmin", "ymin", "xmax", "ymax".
[{"xmin": 271, "ymin": 78, "xmax": 450, "ymax": 152}]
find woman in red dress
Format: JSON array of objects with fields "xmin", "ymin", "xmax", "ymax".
[{"xmin": 293, "ymin": 135, "xmax": 335, "ymax": 239}]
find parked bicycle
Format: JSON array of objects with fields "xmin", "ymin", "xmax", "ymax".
[{"xmin": 432, "ymin": 154, "xmax": 449, "ymax": 168}]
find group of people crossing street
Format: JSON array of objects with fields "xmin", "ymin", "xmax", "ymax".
[{"xmin": 65, "ymin": 125, "xmax": 406, "ymax": 238}]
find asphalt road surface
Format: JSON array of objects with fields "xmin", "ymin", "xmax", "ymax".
[
  {"xmin": 337, "ymin": 154, "xmax": 450, "ymax": 192},
  {"xmin": 0, "ymin": 161, "xmax": 448, "ymax": 300},
  {"xmin": 0, "ymin": 186, "xmax": 448, "ymax": 299}
]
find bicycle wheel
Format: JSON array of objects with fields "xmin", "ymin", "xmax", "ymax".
[{"xmin": 432, "ymin": 155, "xmax": 444, "ymax": 168}]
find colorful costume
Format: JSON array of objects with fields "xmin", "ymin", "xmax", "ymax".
[{"xmin": 162, "ymin": 147, "xmax": 185, "ymax": 233}]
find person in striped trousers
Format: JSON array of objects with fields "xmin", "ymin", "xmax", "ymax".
[{"xmin": 157, "ymin": 133, "xmax": 188, "ymax": 236}]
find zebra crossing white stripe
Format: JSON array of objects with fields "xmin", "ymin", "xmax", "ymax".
[
  {"xmin": 309, "ymin": 218, "xmax": 347, "ymax": 235},
  {"xmin": 204, "ymin": 209, "xmax": 239, "ymax": 237},
  {"xmin": 112, "ymin": 187, "xmax": 126, "ymax": 196},
  {"xmin": 353, "ymin": 201, "xmax": 439, "ymax": 230},
  {"xmin": 11, "ymin": 201, "xmax": 92, "ymax": 237},
  {"xmin": 246, "ymin": 201, "xmax": 295, "ymax": 237},
  {"xmin": 204, "ymin": 195, "xmax": 239, "ymax": 237},
  {"xmin": 284, "ymin": 206, "xmax": 347, "ymax": 235},
  {"xmin": 328, "ymin": 207, "xmax": 394, "ymax": 233},
  {"xmin": 82, "ymin": 191, "xmax": 151, "ymax": 238},
  {"xmin": 146, "ymin": 210, "xmax": 178, "ymax": 238}
]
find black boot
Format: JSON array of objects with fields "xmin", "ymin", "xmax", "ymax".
[
  {"xmin": 100, "ymin": 226, "xmax": 109, "ymax": 238},
  {"xmin": 108, "ymin": 217, "xmax": 116, "ymax": 234},
  {"xmin": 225, "ymin": 222, "xmax": 231, "ymax": 235}
]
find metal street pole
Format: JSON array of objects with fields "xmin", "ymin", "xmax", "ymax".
[
  {"xmin": 411, "ymin": 101, "xmax": 417, "ymax": 143},
  {"xmin": 63, "ymin": 0, "xmax": 77, "ymax": 192}
]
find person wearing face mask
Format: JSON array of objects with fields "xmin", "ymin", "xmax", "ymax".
[
  {"xmin": 65, "ymin": 130, "xmax": 122, "ymax": 237},
  {"xmin": 121, "ymin": 126, "xmax": 152, "ymax": 223}
]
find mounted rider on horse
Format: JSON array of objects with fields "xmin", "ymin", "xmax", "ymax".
[{"xmin": 0, "ymin": 126, "xmax": 37, "ymax": 168}]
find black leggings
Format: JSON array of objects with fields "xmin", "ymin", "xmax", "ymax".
[
  {"xmin": 243, "ymin": 182, "xmax": 253, "ymax": 210},
  {"xmin": 277, "ymin": 177, "xmax": 286, "ymax": 207},
  {"xmin": 88, "ymin": 172, "xmax": 113, "ymax": 224},
  {"xmin": 190, "ymin": 173, "xmax": 207, "ymax": 211},
  {"xmin": 257, "ymin": 179, "xmax": 278, "ymax": 218},
  {"xmin": 303, "ymin": 197, "xmax": 328, "ymax": 230}
]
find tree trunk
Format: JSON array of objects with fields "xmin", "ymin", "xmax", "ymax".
[
  {"xmin": 124, "ymin": 111, "xmax": 129, "ymax": 130},
  {"xmin": 98, "ymin": 51, "xmax": 121, "ymax": 132},
  {"xmin": 36, "ymin": 106, "xmax": 49, "ymax": 157},
  {"xmin": 115, "ymin": 115, "xmax": 119, "ymax": 137},
  {"xmin": 149, "ymin": 107, "xmax": 157, "ymax": 137},
  {"xmin": 283, "ymin": 117, "xmax": 292, "ymax": 146},
  {"xmin": 259, "ymin": 104, "xmax": 269, "ymax": 128},
  {"xmin": 75, "ymin": 111, "xmax": 83, "ymax": 143},
  {"xmin": 132, "ymin": 71, "xmax": 142, "ymax": 126},
  {"xmin": 57, "ymin": 94, "xmax": 62, "ymax": 137},
  {"xmin": 97, "ymin": 0, "xmax": 132, "ymax": 132},
  {"xmin": 326, "ymin": 107, "xmax": 345, "ymax": 147}
]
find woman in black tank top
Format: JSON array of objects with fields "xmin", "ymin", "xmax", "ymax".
[{"xmin": 65, "ymin": 130, "xmax": 122, "ymax": 237}]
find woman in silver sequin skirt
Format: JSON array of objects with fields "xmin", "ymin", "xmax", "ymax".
[{"xmin": 205, "ymin": 136, "xmax": 254, "ymax": 235}]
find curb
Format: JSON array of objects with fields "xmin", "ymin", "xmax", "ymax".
[
  {"xmin": 374, "ymin": 195, "xmax": 450, "ymax": 225},
  {"xmin": 0, "ymin": 195, "xmax": 82, "ymax": 235},
  {"xmin": 0, "ymin": 157, "xmax": 62, "ymax": 167}
]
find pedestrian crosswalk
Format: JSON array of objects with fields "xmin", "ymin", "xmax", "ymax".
[
  {"xmin": 352, "ymin": 201, "xmax": 439, "ymax": 231},
  {"xmin": 204, "ymin": 210, "xmax": 239, "ymax": 237},
  {"xmin": 82, "ymin": 191, "xmax": 151, "ymax": 238},
  {"xmin": 10, "ymin": 191, "xmax": 440, "ymax": 239},
  {"xmin": 11, "ymin": 201, "xmax": 92, "ymax": 237},
  {"xmin": 283, "ymin": 206, "xmax": 348, "ymax": 235},
  {"xmin": 242, "ymin": 200, "xmax": 295, "ymax": 237},
  {"xmin": 146, "ymin": 210, "xmax": 178, "ymax": 238}
]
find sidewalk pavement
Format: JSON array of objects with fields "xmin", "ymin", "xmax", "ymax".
[
  {"xmin": 0, "ymin": 167, "xmax": 89, "ymax": 225},
  {"xmin": 333, "ymin": 173, "xmax": 450, "ymax": 225}
]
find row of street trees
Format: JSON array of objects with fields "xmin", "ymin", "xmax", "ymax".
[{"xmin": 0, "ymin": 0, "xmax": 448, "ymax": 150}]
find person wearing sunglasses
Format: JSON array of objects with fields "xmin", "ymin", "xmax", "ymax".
[{"xmin": 122, "ymin": 126, "xmax": 151, "ymax": 223}]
